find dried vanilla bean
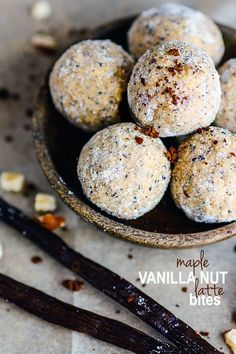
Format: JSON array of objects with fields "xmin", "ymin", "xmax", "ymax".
[
  {"xmin": 0, "ymin": 197, "xmax": 222, "ymax": 354},
  {"xmin": 0, "ymin": 273, "xmax": 180, "ymax": 354}
]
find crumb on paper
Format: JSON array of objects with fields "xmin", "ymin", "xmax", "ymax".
[
  {"xmin": 34, "ymin": 193, "xmax": 57, "ymax": 213},
  {"xmin": 0, "ymin": 88, "xmax": 20, "ymax": 101},
  {"xmin": 31, "ymin": 255, "xmax": 42, "ymax": 264},
  {"xmin": 0, "ymin": 241, "xmax": 3, "ymax": 259},
  {"xmin": 0, "ymin": 171, "xmax": 25, "ymax": 192},
  {"xmin": 224, "ymin": 329, "xmax": 236, "ymax": 353},
  {"xmin": 35, "ymin": 213, "xmax": 66, "ymax": 230},
  {"xmin": 30, "ymin": 1, "xmax": 52, "ymax": 20},
  {"xmin": 199, "ymin": 331, "xmax": 209, "ymax": 337},
  {"xmin": 31, "ymin": 33, "xmax": 58, "ymax": 52},
  {"xmin": 61, "ymin": 279, "xmax": 84, "ymax": 292}
]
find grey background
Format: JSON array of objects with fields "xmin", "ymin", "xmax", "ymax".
[{"xmin": 0, "ymin": 0, "xmax": 235, "ymax": 353}]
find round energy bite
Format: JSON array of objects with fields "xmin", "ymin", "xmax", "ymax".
[
  {"xmin": 171, "ymin": 127, "xmax": 236, "ymax": 223},
  {"xmin": 77, "ymin": 123, "xmax": 171, "ymax": 219},
  {"xmin": 128, "ymin": 3, "xmax": 224, "ymax": 65},
  {"xmin": 128, "ymin": 40, "xmax": 221, "ymax": 137},
  {"xmin": 49, "ymin": 40, "xmax": 134, "ymax": 132},
  {"xmin": 215, "ymin": 59, "xmax": 236, "ymax": 133}
]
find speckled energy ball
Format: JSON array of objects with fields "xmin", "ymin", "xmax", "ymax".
[
  {"xmin": 171, "ymin": 127, "xmax": 236, "ymax": 223},
  {"xmin": 128, "ymin": 3, "xmax": 224, "ymax": 65},
  {"xmin": 128, "ymin": 40, "xmax": 221, "ymax": 137},
  {"xmin": 49, "ymin": 40, "xmax": 134, "ymax": 132},
  {"xmin": 77, "ymin": 123, "xmax": 171, "ymax": 219},
  {"xmin": 215, "ymin": 59, "xmax": 236, "ymax": 133}
]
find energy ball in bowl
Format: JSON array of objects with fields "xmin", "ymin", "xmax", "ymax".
[
  {"xmin": 128, "ymin": 3, "xmax": 224, "ymax": 65},
  {"xmin": 77, "ymin": 123, "xmax": 171, "ymax": 220},
  {"xmin": 171, "ymin": 127, "xmax": 236, "ymax": 223},
  {"xmin": 128, "ymin": 40, "xmax": 221, "ymax": 137},
  {"xmin": 49, "ymin": 40, "xmax": 134, "ymax": 132},
  {"xmin": 215, "ymin": 59, "xmax": 236, "ymax": 133}
]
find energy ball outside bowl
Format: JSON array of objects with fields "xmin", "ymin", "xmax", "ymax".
[
  {"xmin": 128, "ymin": 3, "xmax": 224, "ymax": 65},
  {"xmin": 215, "ymin": 59, "xmax": 236, "ymax": 133},
  {"xmin": 171, "ymin": 127, "xmax": 236, "ymax": 223},
  {"xmin": 128, "ymin": 40, "xmax": 221, "ymax": 138},
  {"xmin": 77, "ymin": 123, "xmax": 171, "ymax": 220},
  {"xmin": 49, "ymin": 40, "xmax": 134, "ymax": 132}
]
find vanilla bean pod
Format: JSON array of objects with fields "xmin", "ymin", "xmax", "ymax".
[
  {"xmin": 0, "ymin": 197, "xmax": 222, "ymax": 354},
  {"xmin": 0, "ymin": 273, "xmax": 180, "ymax": 354}
]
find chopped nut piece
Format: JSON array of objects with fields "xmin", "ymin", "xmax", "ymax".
[
  {"xmin": 149, "ymin": 58, "xmax": 156, "ymax": 64},
  {"xmin": 127, "ymin": 294, "xmax": 136, "ymax": 303},
  {"xmin": 167, "ymin": 48, "xmax": 180, "ymax": 56},
  {"xmin": 135, "ymin": 126, "xmax": 159, "ymax": 138},
  {"xmin": 35, "ymin": 213, "xmax": 65, "ymax": 230},
  {"xmin": 140, "ymin": 77, "xmax": 146, "ymax": 86},
  {"xmin": 31, "ymin": 33, "xmax": 58, "ymax": 52},
  {"xmin": 30, "ymin": 1, "xmax": 52, "ymax": 20},
  {"xmin": 224, "ymin": 329, "xmax": 236, "ymax": 353},
  {"xmin": 0, "ymin": 241, "xmax": 3, "ymax": 259},
  {"xmin": 196, "ymin": 128, "xmax": 204, "ymax": 134},
  {"xmin": 0, "ymin": 172, "xmax": 25, "ymax": 192},
  {"xmin": 165, "ymin": 146, "xmax": 178, "ymax": 163},
  {"xmin": 183, "ymin": 190, "xmax": 190, "ymax": 198},
  {"xmin": 199, "ymin": 331, "xmax": 209, "ymax": 337},
  {"xmin": 135, "ymin": 136, "xmax": 144, "ymax": 144},
  {"xmin": 31, "ymin": 255, "xmax": 42, "ymax": 264},
  {"xmin": 34, "ymin": 193, "xmax": 57, "ymax": 213},
  {"xmin": 61, "ymin": 279, "xmax": 84, "ymax": 292}
]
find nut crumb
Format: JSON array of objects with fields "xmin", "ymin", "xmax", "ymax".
[
  {"xmin": 200, "ymin": 331, "xmax": 209, "ymax": 337},
  {"xmin": 35, "ymin": 213, "xmax": 65, "ymax": 230},
  {"xmin": 0, "ymin": 172, "xmax": 25, "ymax": 192},
  {"xmin": 167, "ymin": 48, "xmax": 180, "ymax": 56},
  {"xmin": 183, "ymin": 190, "xmax": 190, "ymax": 198},
  {"xmin": 30, "ymin": 1, "xmax": 52, "ymax": 20},
  {"xmin": 165, "ymin": 146, "xmax": 178, "ymax": 163},
  {"xmin": 31, "ymin": 33, "xmax": 58, "ymax": 53},
  {"xmin": 31, "ymin": 256, "xmax": 42, "ymax": 264},
  {"xmin": 135, "ymin": 126, "xmax": 159, "ymax": 138},
  {"xmin": 181, "ymin": 287, "xmax": 188, "ymax": 293},
  {"xmin": 135, "ymin": 136, "xmax": 144, "ymax": 144},
  {"xmin": 140, "ymin": 77, "xmax": 146, "ymax": 86},
  {"xmin": 62, "ymin": 279, "xmax": 84, "ymax": 292},
  {"xmin": 34, "ymin": 193, "xmax": 57, "ymax": 213},
  {"xmin": 127, "ymin": 294, "xmax": 136, "ymax": 303},
  {"xmin": 4, "ymin": 135, "xmax": 13, "ymax": 143},
  {"xmin": 224, "ymin": 329, "xmax": 236, "ymax": 354}
]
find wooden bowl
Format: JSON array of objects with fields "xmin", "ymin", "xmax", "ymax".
[{"xmin": 32, "ymin": 16, "xmax": 236, "ymax": 248}]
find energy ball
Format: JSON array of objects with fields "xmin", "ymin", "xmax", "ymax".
[
  {"xmin": 128, "ymin": 40, "xmax": 221, "ymax": 137},
  {"xmin": 215, "ymin": 59, "xmax": 236, "ymax": 133},
  {"xmin": 171, "ymin": 127, "xmax": 236, "ymax": 223},
  {"xmin": 77, "ymin": 123, "xmax": 171, "ymax": 219},
  {"xmin": 49, "ymin": 40, "xmax": 134, "ymax": 132},
  {"xmin": 128, "ymin": 3, "xmax": 224, "ymax": 65}
]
